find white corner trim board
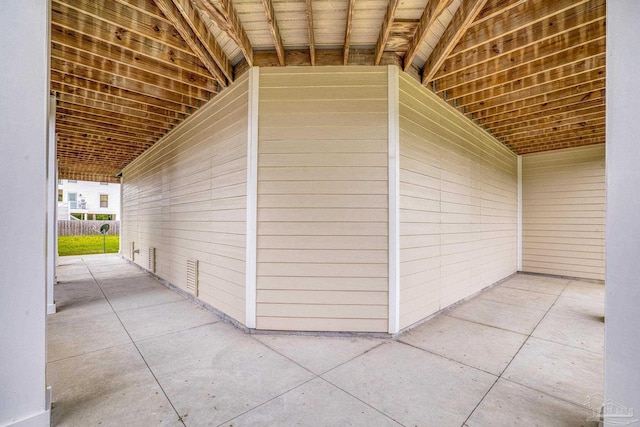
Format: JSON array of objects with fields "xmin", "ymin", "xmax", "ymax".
[
  {"xmin": 245, "ymin": 67, "xmax": 259, "ymax": 329},
  {"xmin": 388, "ymin": 65, "xmax": 400, "ymax": 334},
  {"xmin": 517, "ymin": 155, "xmax": 522, "ymax": 272}
]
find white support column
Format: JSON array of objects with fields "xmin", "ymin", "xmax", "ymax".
[
  {"xmin": 605, "ymin": 1, "xmax": 640, "ymax": 422},
  {"xmin": 47, "ymin": 96, "xmax": 57, "ymax": 315},
  {"xmin": 245, "ymin": 67, "xmax": 259, "ymax": 329},
  {"xmin": 0, "ymin": 0, "xmax": 51, "ymax": 426},
  {"xmin": 387, "ymin": 65, "xmax": 400, "ymax": 334},
  {"xmin": 517, "ymin": 155, "xmax": 522, "ymax": 272}
]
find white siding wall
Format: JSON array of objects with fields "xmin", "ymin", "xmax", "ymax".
[
  {"xmin": 522, "ymin": 144, "xmax": 605, "ymax": 280},
  {"xmin": 121, "ymin": 74, "xmax": 249, "ymax": 323},
  {"xmin": 256, "ymin": 67, "xmax": 389, "ymax": 332},
  {"xmin": 398, "ymin": 72, "xmax": 518, "ymax": 330}
]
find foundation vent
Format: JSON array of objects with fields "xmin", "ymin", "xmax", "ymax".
[
  {"xmin": 130, "ymin": 241, "xmax": 135, "ymax": 260},
  {"xmin": 186, "ymin": 259, "xmax": 199, "ymax": 296},
  {"xmin": 148, "ymin": 247, "xmax": 156, "ymax": 273}
]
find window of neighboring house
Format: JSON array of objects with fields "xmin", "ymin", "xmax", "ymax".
[
  {"xmin": 58, "ymin": 189, "xmax": 63, "ymax": 202},
  {"xmin": 100, "ymin": 194, "xmax": 108, "ymax": 208},
  {"xmin": 68, "ymin": 192, "xmax": 77, "ymax": 209}
]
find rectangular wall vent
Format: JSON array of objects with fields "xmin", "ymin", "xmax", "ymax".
[
  {"xmin": 130, "ymin": 241, "xmax": 135, "ymax": 260},
  {"xmin": 148, "ymin": 247, "xmax": 156, "ymax": 273},
  {"xmin": 186, "ymin": 259, "xmax": 199, "ymax": 296}
]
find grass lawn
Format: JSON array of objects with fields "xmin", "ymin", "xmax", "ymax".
[{"xmin": 58, "ymin": 235, "xmax": 120, "ymax": 256}]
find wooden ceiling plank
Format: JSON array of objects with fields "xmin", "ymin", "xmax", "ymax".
[
  {"xmin": 437, "ymin": 0, "xmax": 606, "ymax": 80},
  {"xmin": 374, "ymin": 0, "xmax": 400, "ymax": 65},
  {"xmin": 463, "ymin": 69, "xmax": 606, "ymax": 115},
  {"xmin": 422, "ymin": 0, "xmax": 490, "ymax": 84},
  {"xmin": 472, "ymin": 0, "xmax": 527, "ymax": 26},
  {"xmin": 438, "ymin": 21, "xmax": 606, "ymax": 93},
  {"xmin": 55, "ymin": 0, "xmax": 194, "ymax": 56},
  {"xmin": 52, "ymin": 2, "xmax": 212, "ymax": 79},
  {"xmin": 343, "ymin": 0, "xmax": 356, "ymax": 65},
  {"xmin": 51, "ymin": 58, "xmax": 204, "ymax": 108},
  {"xmin": 469, "ymin": 79, "xmax": 606, "ymax": 121},
  {"xmin": 515, "ymin": 137, "xmax": 605, "ymax": 154},
  {"xmin": 56, "ymin": 120, "xmax": 161, "ymax": 142},
  {"xmin": 54, "ymin": 93, "xmax": 177, "ymax": 127},
  {"xmin": 57, "ymin": 106, "xmax": 171, "ymax": 134},
  {"xmin": 491, "ymin": 111, "xmax": 606, "ymax": 138},
  {"xmin": 306, "ymin": 0, "xmax": 316, "ymax": 66},
  {"xmin": 51, "ymin": 43, "xmax": 213, "ymax": 103},
  {"xmin": 504, "ymin": 123, "xmax": 606, "ymax": 145},
  {"xmin": 58, "ymin": 133, "xmax": 154, "ymax": 150},
  {"xmin": 450, "ymin": 54, "xmax": 606, "ymax": 107},
  {"xmin": 448, "ymin": 0, "xmax": 597, "ymax": 60},
  {"xmin": 260, "ymin": 0, "xmax": 285, "ymax": 66},
  {"xmin": 152, "ymin": 0, "xmax": 229, "ymax": 85},
  {"xmin": 51, "ymin": 82, "xmax": 187, "ymax": 120},
  {"xmin": 252, "ymin": 48, "xmax": 401, "ymax": 67},
  {"xmin": 195, "ymin": 0, "xmax": 253, "ymax": 66},
  {"xmin": 481, "ymin": 97, "xmax": 605, "ymax": 128},
  {"xmin": 51, "ymin": 23, "xmax": 216, "ymax": 92},
  {"xmin": 403, "ymin": 0, "xmax": 452, "ymax": 71}
]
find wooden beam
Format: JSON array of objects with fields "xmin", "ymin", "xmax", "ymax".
[
  {"xmin": 152, "ymin": 0, "xmax": 230, "ymax": 85},
  {"xmin": 448, "ymin": 0, "xmax": 596, "ymax": 59},
  {"xmin": 449, "ymin": 54, "xmax": 606, "ymax": 107},
  {"xmin": 374, "ymin": 0, "xmax": 400, "ymax": 65},
  {"xmin": 422, "ymin": 0, "xmax": 489, "ymax": 84},
  {"xmin": 472, "ymin": 0, "xmax": 527, "ymax": 25},
  {"xmin": 52, "ymin": 1, "xmax": 212, "ymax": 79},
  {"xmin": 260, "ymin": 0, "xmax": 285, "ymax": 66},
  {"xmin": 403, "ymin": 0, "xmax": 452, "ymax": 71},
  {"xmin": 306, "ymin": 0, "xmax": 316, "ymax": 65},
  {"xmin": 251, "ymin": 48, "xmax": 402, "ymax": 67},
  {"xmin": 437, "ymin": 22, "xmax": 606, "ymax": 93},
  {"xmin": 343, "ymin": 0, "xmax": 356, "ymax": 65},
  {"xmin": 195, "ymin": 0, "xmax": 254, "ymax": 67},
  {"xmin": 435, "ymin": 0, "xmax": 606, "ymax": 81}
]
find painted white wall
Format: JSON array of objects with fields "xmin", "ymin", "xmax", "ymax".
[
  {"xmin": 0, "ymin": 0, "xmax": 51, "ymax": 426},
  {"xmin": 605, "ymin": 0, "xmax": 640, "ymax": 422},
  {"xmin": 59, "ymin": 179, "xmax": 121, "ymax": 219}
]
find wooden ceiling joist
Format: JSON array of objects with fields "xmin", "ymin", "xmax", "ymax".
[
  {"xmin": 305, "ymin": 0, "xmax": 316, "ymax": 66},
  {"xmin": 57, "ymin": 106, "xmax": 171, "ymax": 134},
  {"xmin": 403, "ymin": 0, "xmax": 452, "ymax": 71},
  {"xmin": 436, "ymin": 0, "xmax": 606, "ymax": 80},
  {"xmin": 152, "ymin": 0, "xmax": 231, "ymax": 85},
  {"xmin": 343, "ymin": 0, "xmax": 356, "ymax": 65},
  {"xmin": 422, "ymin": 0, "xmax": 489, "ymax": 84},
  {"xmin": 196, "ymin": 0, "xmax": 254, "ymax": 66},
  {"xmin": 492, "ymin": 111, "xmax": 606, "ymax": 138},
  {"xmin": 260, "ymin": 0, "xmax": 285, "ymax": 66},
  {"xmin": 374, "ymin": 0, "xmax": 400, "ymax": 65}
]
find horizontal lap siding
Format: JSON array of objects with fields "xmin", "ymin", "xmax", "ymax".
[
  {"xmin": 121, "ymin": 74, "xmax": 249, "ymax": 323},
  {"xmin": 522, "ymin": 144, "xmax": 605, "ymax": 280},
  {"xmin": 256, "ymin": 67, "xmax": 389, "ymax": 332},
  {"xmin": 398, "ymin": 73, "xmax": 517, "ymax": 330}
]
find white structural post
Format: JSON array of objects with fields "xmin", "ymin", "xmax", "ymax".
[
  {"xmin": 605, "ymin": 1, "xmax": 640, "ymax": 422},
  {"xmin": 516, "ymin": 155, "xmax": 522, "ymax": 272},
  {"xmin": 0, "ymin": 1, "xmax": 52, "ymax": 426},
  {"xmin": 245, "ymin": 67, "xmax": 259, "ymax": 329},
  {"xmin": 387, "ymin": 65, "xmax": 400, "ymax": 334},
  {"xmin": 47, "ymin": 96, "xmax": 57, "ymax": 315}
]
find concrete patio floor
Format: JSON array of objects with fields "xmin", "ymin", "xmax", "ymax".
[{"xmin": 47, "ymin": 254, "xmax": 604, "ymax": 426}]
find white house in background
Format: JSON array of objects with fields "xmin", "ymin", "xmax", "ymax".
[{"xmin": 57, "ymin": 180, "xmax": 121, "ymax": 220}]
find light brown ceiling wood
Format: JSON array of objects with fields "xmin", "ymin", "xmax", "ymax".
[
  {"xmin": 251, "ymin": 48, "xmax": 401, "ymax": 67},
  {"xmin": 436, "ymin": 0, "xmax": 606, "ymax": 80},
  {"xmin": 260, "ymin": 0, "xmax": 285, "ymax": 66},
  {"xmin": 492, "ymin": 111, "xmax": 606, "ymax": 138},
  {"xmin": 403, "ymin": 0, "xmax": 452, "ymax": 71},
  {"xmin": 446, "ymin": 0, "xmax": 595, "ymax": 60},
  {"xmin": 152, "ymin": 0, "xmax": 229, "ymax": 85},
  {"xmin": 422, "ymin": 0, "xmax": 489, "ymax": 84},
  {"xmin": 516, "ymin": 137, "xmax": 605, "ymax": 155},
  {"xmin": 196, "ymin": 0, "xmax": 254, "ymax": 67},
  {"xmin": 305, "ymin": 0, "xmax": 316, "ymax": 65},
  {"xmin": 57, "ymin": 119, "xmax": 162, "ymax": 142},
  {"xmin": 343, "ymin": 0, "xmax": 356, "ymax": 65},
  {"xmin": 471, "ymin": 0, "xmax": 526, "ymax": 25},
  {"xmin": 374, "ymin": 0, "xmax": 400, "ymax": 65},
  {"xmin": 57, "ymin": 106, "xmax": 172, "ymax": 133},
  {"xmin": 503, "ymin": 122, "xmax": 606, "ymax": 145}
]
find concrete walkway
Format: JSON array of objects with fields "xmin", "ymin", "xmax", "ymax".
[{"xmin": 48, "ymin": 254, "xmax": 604, "ymax": 426}]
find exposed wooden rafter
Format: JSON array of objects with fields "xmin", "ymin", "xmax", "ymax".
[
  {"xmin": 306, "ymin": 0, "xmax": 316, "ymax": 66},
  {"xmin": 152, "ymin": 0, "xmax": 231, "ymax": 85},
  {"xmin": 343, "ymin": 0, "xmax": 356, "ymax": 65},
  {"xmin": 422, "ymin": 0, "xmax": 490, "ymax": 84},
  {"xmin": 260, "ymin": 0, "xmax": 285, "ymax": 66},
  {"xmin": 374, "ymin": 0, "xmax": 400, "ymax": 65},
  {"xmin": 403, "ymin": 0, "xmax": 452, "ymax": 71}
]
